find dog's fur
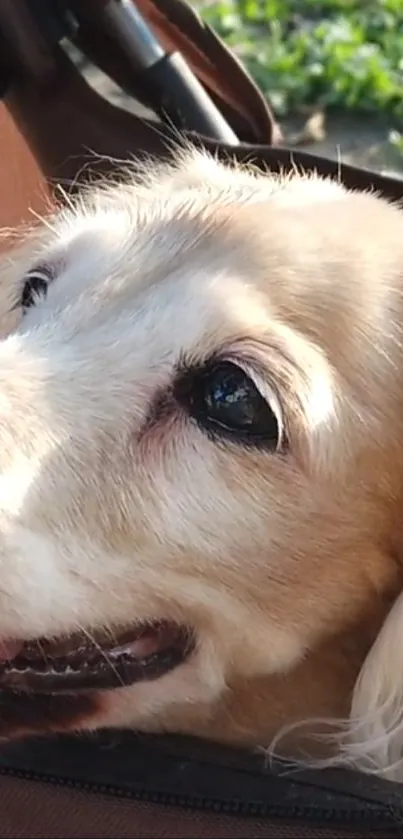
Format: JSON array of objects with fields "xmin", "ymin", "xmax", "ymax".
[{"xmin": 1, "ymin": 149, "xmax": 403, "ymax": 778}]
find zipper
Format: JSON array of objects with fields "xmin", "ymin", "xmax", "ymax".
[{"xmin": 0, "ymin": 762, "xmax": 400, "ymax": 832}]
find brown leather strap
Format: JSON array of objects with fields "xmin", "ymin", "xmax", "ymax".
[
  {"xmin": 0, "ymin": 0, "xmax": 282, "ymax": 240},
  {"xmin": 0, "ymin": 0, "xmax": 281, "ymax": 145},
  {"xmin": 68, "ymin": 0, "xmax": 282, "ymax": 145}
]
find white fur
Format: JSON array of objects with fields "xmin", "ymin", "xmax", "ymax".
[{"xmin": 0, "ymin": 149, "xmax": 403, "ymax": 776}]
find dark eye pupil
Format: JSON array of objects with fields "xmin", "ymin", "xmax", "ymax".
[
  {"xmin": 21, "ymin": 273, "xmax": 49, "ymax": 310},
  {"xmin": 205, "ymin": 368, "xmax": 263, "ymax": 430},
  {"xmin": 177, "ymin": 361, "xmax": 281, "ymax": 449}
]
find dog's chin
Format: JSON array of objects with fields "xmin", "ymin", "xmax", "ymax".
[{"xmin": 0, "ymin": 621, "xmax": 194, "ymax": 739}]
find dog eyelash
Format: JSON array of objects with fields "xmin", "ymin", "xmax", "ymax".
[{"xmin": 20, "ymin": 265, "xmax": 55, "ymax": 311}]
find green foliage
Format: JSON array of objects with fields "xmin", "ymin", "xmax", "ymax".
[{"xmin": 195, "ymin": 0, "xmax": 403, "ymax": 121}]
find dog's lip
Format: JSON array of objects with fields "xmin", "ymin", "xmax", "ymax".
[
  {"xmin": 0, "ymin": 621, "xmax": 193, "ymax": 694},
  {"xmin": 0, "ymin": 640, "xmax": 25, "ymax": 662}
]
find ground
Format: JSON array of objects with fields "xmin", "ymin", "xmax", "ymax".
[{"xmin": 195, "ymin": 0, "xmax": 403, "ymax": 179}]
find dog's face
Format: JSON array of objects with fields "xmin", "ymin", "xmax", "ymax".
[{"xmin": 0, "ymin": 151, "xmax": 402, "ymax": 756}]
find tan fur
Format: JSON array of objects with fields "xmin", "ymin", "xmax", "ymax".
[{"xmin": 1, "ymin": 149, "xmax": 403, "ymax": 777}]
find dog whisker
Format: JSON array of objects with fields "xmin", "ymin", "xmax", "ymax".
[{"xmin": 78, "ymin": 625, "xmax": 126, "ymax": 690}]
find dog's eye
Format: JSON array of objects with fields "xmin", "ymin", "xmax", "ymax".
[
  {"xmin": 177, "ymin": 360, "xmax": 283, "ymax": 449},
  {"xmin": 21, "ymin": 267, "xmax": 52, "ymax": 310}
]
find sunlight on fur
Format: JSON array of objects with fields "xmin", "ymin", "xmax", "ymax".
[{"xmin": 0, "ymin": 146, "xmax": 403, "ymax": 778}]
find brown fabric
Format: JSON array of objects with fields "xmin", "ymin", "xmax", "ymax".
[
  {"xmin": 0, "ymin": 104, "xmax": 52, "ymax": 234},
  {"xmin": 0, "ymin": 774, "xmax": 396, "ymax": 839},
  {"xmin": 1, "ymin": 53, "xmax": 169, "ymax": 214}
]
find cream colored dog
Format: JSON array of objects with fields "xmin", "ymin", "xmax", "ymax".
[{"xmin": 0, "ymin": 149, "xmax": 402, "ymax": 780}]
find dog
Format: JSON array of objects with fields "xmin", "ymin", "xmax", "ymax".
[{"xmin": 0, "ymin": 148, "xmax": 402, "ymax": 780}]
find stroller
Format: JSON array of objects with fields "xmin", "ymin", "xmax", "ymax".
[{"xmin": 0, "ymin": 2, "xmax": 402, "ymax": 836}]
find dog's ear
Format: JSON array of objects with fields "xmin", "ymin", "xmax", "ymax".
[{"xmin": 349, "ymin": 591, "xmax": 403, "ymax": 779}]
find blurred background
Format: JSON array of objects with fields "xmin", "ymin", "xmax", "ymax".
[
  {"xmin": 68, "ymin": 0, "xmax": 403, "ymax": 179},
  {"xmin": 194, "ymin": 0, "xmax": 403, "ymax": 178}
]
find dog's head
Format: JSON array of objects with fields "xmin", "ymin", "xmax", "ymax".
[{"xmin": 0, "ymin": 150, "xmax": 403, "ymax": 773}]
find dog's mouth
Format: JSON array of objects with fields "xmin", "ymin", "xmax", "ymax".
[{"xmin": 0, "ymin": 621, "xmax": 193, "ymax": 694}]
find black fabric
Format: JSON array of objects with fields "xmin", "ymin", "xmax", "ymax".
[{"xmin": 0, "ymin": 731, "xmax": 402, "ymax": 837}]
